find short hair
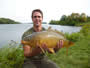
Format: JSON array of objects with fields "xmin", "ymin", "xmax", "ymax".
[{"xmin": 31, "ymin": 9, "xmax": 43, "ymax": 18}]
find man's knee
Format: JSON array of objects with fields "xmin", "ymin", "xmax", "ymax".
[
  {"xmin": 41, "ymin": 59, "xmax": 60, "ymax": 68},
  {"xmin": 22, "ymin": 61, "xmax": 36, "ymax": 68}
]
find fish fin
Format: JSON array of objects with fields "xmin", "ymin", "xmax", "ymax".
[
  {"xmin": 55, "ymin": 30, "xmax": 64, "ymax": 36},
  {"xmin": 66, "ymin": 41, "xmax": 74, "ymax": 48},
  {"xmin": 49, "ymin": 48, "xmax": 55, "ymax": 53},
  {"xmin": 39, "ymin": 45, "xmax": 46, "ymax": 54},
  {"xmin": 66, "ymin": 41, "xmax": 74, "ymax": 56}
]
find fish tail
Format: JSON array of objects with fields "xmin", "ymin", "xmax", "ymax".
[
  {"xmin": 69, "ymin": 41, "xmax": 74, "ymax": 46},
  {"xmin": 49, "ymin": 48, "xmax": 55, "ymax": 53},
  {"xmin": 66, "ymin": 41, "xmax": 74, "ymax": 56}
]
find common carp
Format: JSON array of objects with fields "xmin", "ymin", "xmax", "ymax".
[{"xmin": 21, "ymin": 29, "xmax": 74, "ymax": 54}]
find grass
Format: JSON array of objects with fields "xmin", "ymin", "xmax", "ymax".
[
  {"xmin": 75, "ymin": 22, "xmax": 90, "ymax": 26},
  {"xmin": 0, "ymin": 42, "xmax": 24, "ymax": 68}
]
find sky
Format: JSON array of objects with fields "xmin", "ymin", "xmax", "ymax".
[{"xmin": 0, "ymin": 0, "xmax": 89, "ymax": 23}]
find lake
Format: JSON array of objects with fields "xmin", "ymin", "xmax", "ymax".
[{"xmin": 0, "ymin": 24, "xmax": 81, "ymax": 47}]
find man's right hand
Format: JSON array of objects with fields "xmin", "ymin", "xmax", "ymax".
[{"xmin": 23, "ymin": 45, "xmax": 32, "ymax": 57}]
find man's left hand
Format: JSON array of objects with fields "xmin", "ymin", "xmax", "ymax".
[{"xmin": 54, "ymin": 40, "xmax": 63, "ymax": 52}]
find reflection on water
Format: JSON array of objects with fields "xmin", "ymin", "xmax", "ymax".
[{"xmin": 0, "ymin": 24, "xmax": 81, "ymax": 47}]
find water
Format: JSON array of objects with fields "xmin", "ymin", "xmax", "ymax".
[{"xmin": 0, "ymin": 24, "xmax": 81, "ymax": 47}]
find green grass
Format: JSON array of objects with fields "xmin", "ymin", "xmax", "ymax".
[
  {"xmin": 0, "ymin": 43, "xmax": 24, "ymax": 68},
  {"xmin": 75, "ymin": 22, "xmax": 90, "ymax": 26}
]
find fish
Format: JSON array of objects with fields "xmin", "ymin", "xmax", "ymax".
[{"xmin": 21, "ymin": 28, "xmax": 74, "ymax": 54}]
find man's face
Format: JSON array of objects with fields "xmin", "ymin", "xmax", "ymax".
[{"xmin": 32, "ymin": 12, "xmax": 43, "ymax": 27}]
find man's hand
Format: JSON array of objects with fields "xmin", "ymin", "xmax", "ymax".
[{"xmin": 54, "ymin": 40, "xmax": 63, "ymax": 52}]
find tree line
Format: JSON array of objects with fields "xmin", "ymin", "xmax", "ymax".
[
  {"xmin": 0, "ymin": 18, "xmax": 20, "ymax": 24},
  {"xmin": 49, "ymin": 13, "xmax": 90, "ymax": 26}
]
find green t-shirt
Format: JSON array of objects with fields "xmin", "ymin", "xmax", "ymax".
[{"xmin": 22, "ymin": 27, "xmax": 46, "ymax": 40}]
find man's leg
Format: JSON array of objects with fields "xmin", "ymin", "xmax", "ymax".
[
  {"xmin": 22, "ymin": 59, "xmax": 36, "ymax": 68},
  {"xmin": 40, "ymin": 57, "xmax": 60, "ymax": 68}
]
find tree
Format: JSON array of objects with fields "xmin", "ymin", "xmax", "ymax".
[
  {"xmin": 79, "ymin": 13, "xmax": 87, "ymax": 22},
  {"xmin": 60, "ymin": 15, "xmax": 67, "ymax": 21},
  {"xmin": 71, "ymin": 13, "xmax": 80, "ymax": 22},
  {"xmin": 0, "ymin": 18, "xmax": 20, "ymax": 24}
]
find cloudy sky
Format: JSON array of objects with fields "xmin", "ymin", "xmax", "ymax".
[{"xmin": 0, "ymin": 0, "xmax": 89, "ymax": 23}]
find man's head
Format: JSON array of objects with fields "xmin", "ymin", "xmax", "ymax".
[{"xmin": 31, "ymin": 9, "xmax": 43, "ymax": 27}]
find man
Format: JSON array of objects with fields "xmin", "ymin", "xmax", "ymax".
[{"xmin": 22, "ymin": 9, "xmax": 63, "ymax": 68}]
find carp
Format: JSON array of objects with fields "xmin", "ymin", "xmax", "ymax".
[{"xmin": 21, "ymin": 28, "xmax": 74, "ymax": 54}]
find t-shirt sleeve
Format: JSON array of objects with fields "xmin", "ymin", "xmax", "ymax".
[{"xmin": 21, "ymin": 28, "xmax": 33, "ymax": 40}]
